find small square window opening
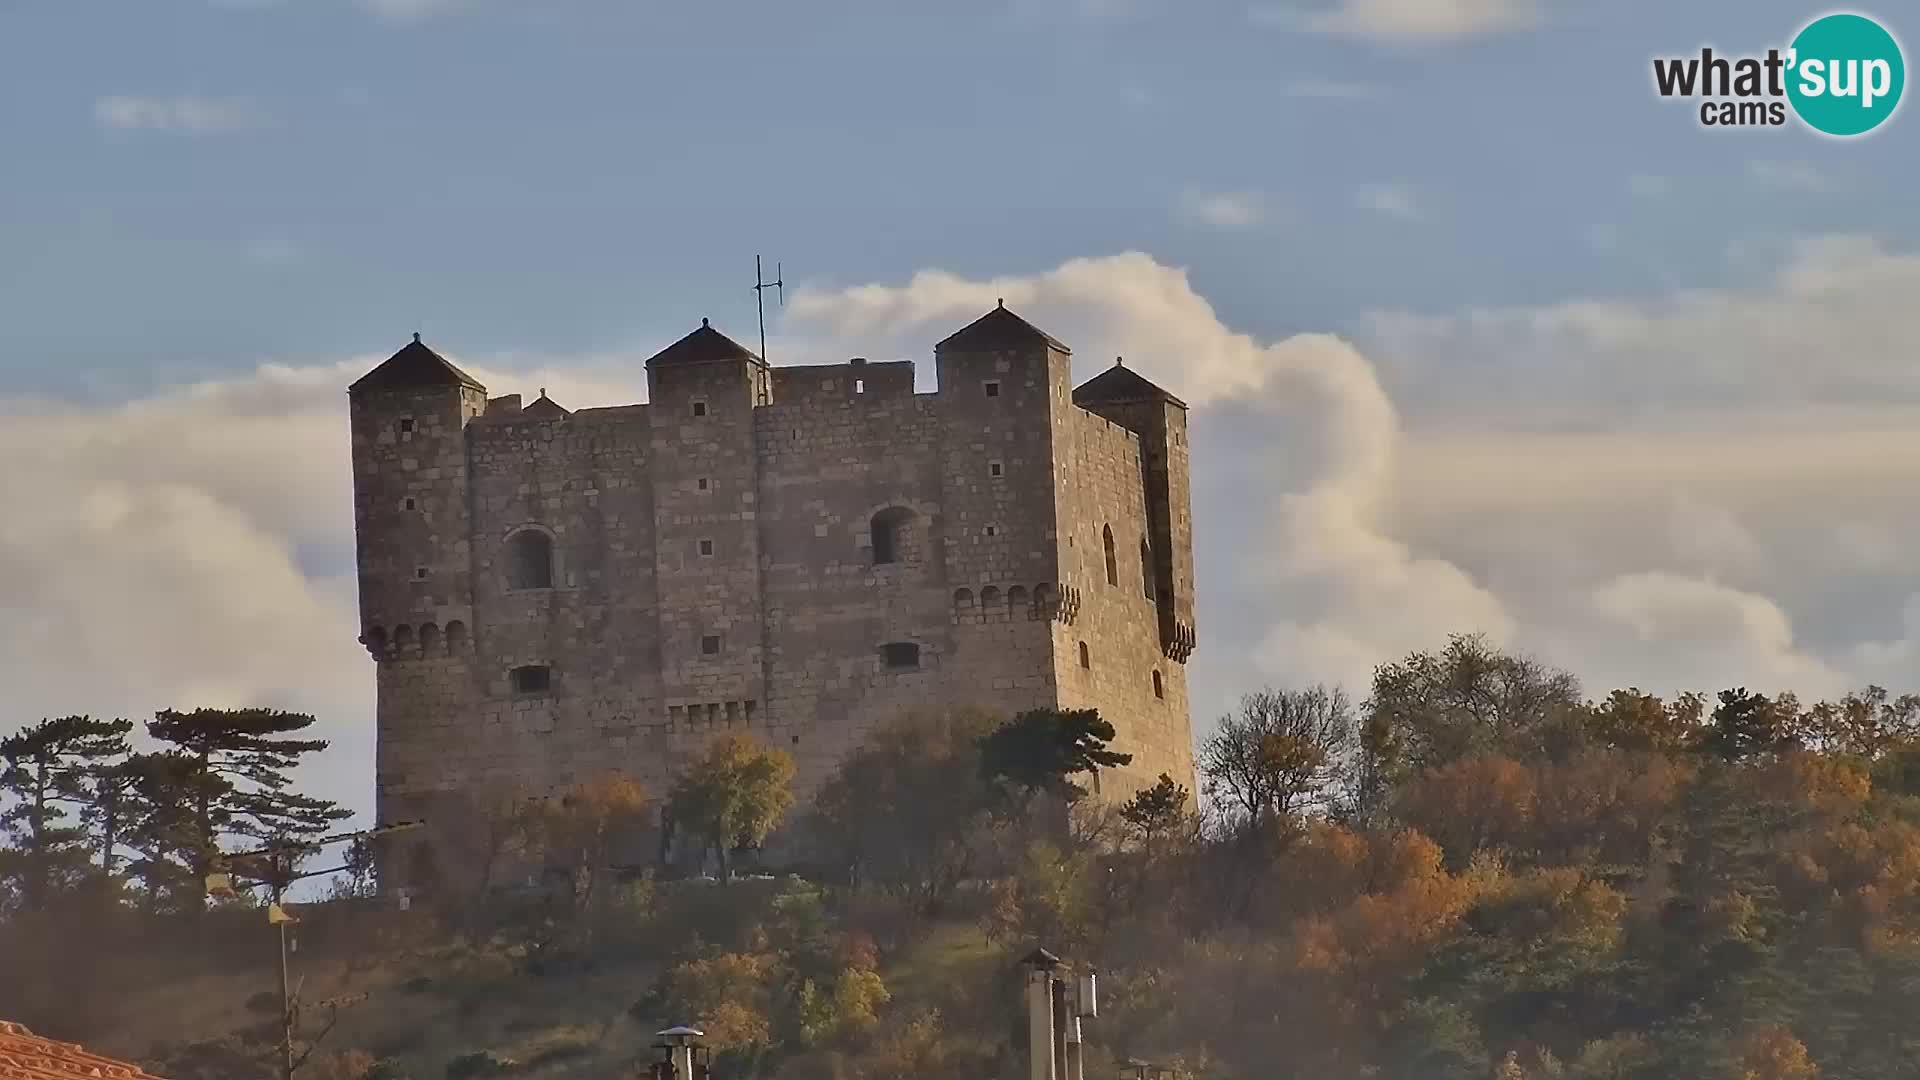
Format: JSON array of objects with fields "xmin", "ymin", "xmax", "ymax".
[
  {"xmin": 691, "ymin": 400, "xmax": 708, "ymax": 417},
  {"xmin": 698, "ymin": 538, "xmax": 715, "ymax": 557},
  {"xmin": 701, "ymin": 634, "xmax": 722, "ymax": 656},
  {"xmin": 398, "ymin": 418, "xmax": 415, "ymax": 434},
  {"xmin": 984, "ymin": 381, "xmax": 1001, "ymax": 398},
  {"xmin": 697, "ymin": 477, "xmax": 710, "ymax": 492},
  {"xmin": 413, "ymin": 566, "xmax": 430, "ymax": 580},
  {"xmin": 989, "ymin": 461, "xmax": 1004, "ymax": 478},
  {"xmin": 403, "ymin": 497, "xmax": 417, "ymax": 511}
]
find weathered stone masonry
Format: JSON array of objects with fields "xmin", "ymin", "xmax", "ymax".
[{"xmin": 349, "ymin": 304, "xmax": 1199, "ymax": 859}]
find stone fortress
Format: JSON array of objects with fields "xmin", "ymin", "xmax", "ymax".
[{"xmin": 349, "ymin": 302, "xmax": 1198, "ymax": 859}]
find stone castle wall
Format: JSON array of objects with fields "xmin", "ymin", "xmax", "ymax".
[{"xmin": 351, "ymin": 315, "xmax": 1198, "ymax": 865}]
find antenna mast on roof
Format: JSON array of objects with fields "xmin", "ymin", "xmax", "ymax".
[{"xmin": 753, "ymin": 255, "xmax": 784, "ymax": 366}]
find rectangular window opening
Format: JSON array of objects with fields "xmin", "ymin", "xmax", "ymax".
[
  {"xmin": 691, "ymin": 400, "xmax": 708, "ymax": 417},
  {"xmin": 881, "ymin": 642, "xmax": 922, "ymax": 670},
  {"xmin": 413, "ymin": 566, "xmax": 430, "ymax": 580},
  {"xmin": 989, "ymin": 461, "xmax": 1004, "ymax": 478},
  {"xmin": 854, "ymin": 378, "xmax": 866, "ymax": 394},
  {"xmin": 511, "ymin": 665, "xmax": 551, "ymax": 694},
  {"xmin": 697, "ymin": 477, "xmax": 711, "ymax": 492},
  {"xmin": 698, "ymin": 538, "xmax": 715, "ymax": 557},
  {"xmin": 403, "ymin": 497, "xmax": 417, "ymax": 511},
  {"xmin": 398, "ymin": 417, "xmax": 415, "ymax": 434},
  {"xmin": 701, "ymin": 634, "xmax": 722, "ymax": 656},
  {"xmin": 984, "ymin": 380, "xmax": 1000, "ymax": 398}
]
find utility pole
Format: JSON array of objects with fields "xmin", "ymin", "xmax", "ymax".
[{"xmin": 205, "ymin": 820, "xmax": 425, "ymax": 1080}]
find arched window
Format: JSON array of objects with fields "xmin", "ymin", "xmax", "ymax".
[
  {"xmin": 364, "ymin": 626, "xmax": 388, "ymax": 660},
  {"xmin": 1102, "ymin": 525, "xmax": 1117, "ymax": 587},
  {"xmin": 1078, "ymin": 641, "xmax": 1091, "ymax": 669},
  {"xmin": 871, "ymin": 506, "xmax": 913, "ymax": 565},
  {"xmin": 418, "ymin": 623, "xmax": 440, "ymax": 658},
  {"xmin": 444, "ymin": 620, "xmax": 468, "ymax": 655},
  {"xmin": 507, "ymin": 529, "xmax": 554, "ymax": 590},
  {"xmin": 953, "ymin": 588, "xmax": 974, "ymax": 610},
  {"xmin": 1141, "ymin": 539, "xmax": 1156, "ymax": 601},
  {"xmin": 980, "ymin": 586, "xmax": 1001, "ymax": 611},
  {"xmin": 392, "ymin": 624, "xmax": 414, "ymax": 655},
  {"xmin": 1152, "ymin": 669, "xmax": 1164, "ymax": 699},
  {"xmin": 1007, "ymin": 585, "xmax": 1029, "ymax": 617},
  {"xmin": 1033, "ymin": 583, "xmax": 1055, "ymax": 620}
]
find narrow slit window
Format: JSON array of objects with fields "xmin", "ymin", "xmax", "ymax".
[
  {"xmin": 1078, "ymin": 641, "xmax": 1091, "ymax": 669},
  {"xmin": 1103, "ymin": 525, "xmax": 1118, "ymax": 587},
  {"xmin": 1152, "ymin": 669, "xmax": 1164, "ymax": 699}
]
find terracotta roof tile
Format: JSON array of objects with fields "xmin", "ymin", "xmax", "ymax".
[{"xmin": 0, "ymin": 1021, "xmax": 171, "ymax": 1079}]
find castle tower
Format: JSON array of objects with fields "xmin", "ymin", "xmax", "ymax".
[
  {"xmin": 348, "ymin": 335, "xmax": 488, "ymax": 838},
  {"xmin": 1071, "ymin": 361, "xmax": 1197, "ymax": 663},
  {"xmin": 933, "ymin": 300, "xmax": 1074, "ymax": 600},
  {"xmin": 348, "ymin": 334, "xmax": 488, "ymax": 656},
  {"xmin": 644, "ymin": 320, "xmax": 772, "ymax": 732}
]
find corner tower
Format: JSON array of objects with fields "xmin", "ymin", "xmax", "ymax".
[
  {"xmin": 348, "ymin": 335, "xmax": 488, "ymax": 656},
  {"xmin": 1072, "ymin": 360, "xmax": 1196, "ymax": 663}
]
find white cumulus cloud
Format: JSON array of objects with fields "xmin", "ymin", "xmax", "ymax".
[
  {"xmin": 95, "ymin": 96, "xmax": 272, "ymax": 134},
  {"xmin": 1256, "ymin": 0, "xmax": 1542, "ymax": 42},
  {"xmin": 1179, "ymin": 190, "xmax": 1274, "ymax": 229}
]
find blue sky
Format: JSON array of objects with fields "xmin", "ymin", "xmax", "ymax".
[
  {"xmin": 5, "ymin": 0, "xmax": 1913, "ymax": 396},
  {"xmin": 5, "ymin": 0, "xmax": 1920, "ymax": 828}
]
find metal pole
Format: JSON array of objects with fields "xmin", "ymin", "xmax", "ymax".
[{"xmin": 279, "ymin": 917, "xmax": 294, "ymax": 1080}]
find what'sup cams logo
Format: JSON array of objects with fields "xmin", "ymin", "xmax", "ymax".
[{"xmin": 1653, "ymin": 12, "xmax": 1905, "ymax": 136}]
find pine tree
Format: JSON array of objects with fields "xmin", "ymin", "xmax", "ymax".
[
  {"xmin": 142, "ymin": 708, "xmax": 351, "ymax": 906},
  {"xmin": 0, "ymin": 716, "xmax": 133, "ymax": 911}
]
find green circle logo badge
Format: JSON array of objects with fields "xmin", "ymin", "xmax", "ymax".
[{"xmin": 1787, "ymin": 13, "xmax": 1905, "ymax": 136}]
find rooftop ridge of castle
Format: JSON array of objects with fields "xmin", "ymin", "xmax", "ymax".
[{"xmin": 355, "ymin": 303, "xmax": 1186, "ymax": 420}]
